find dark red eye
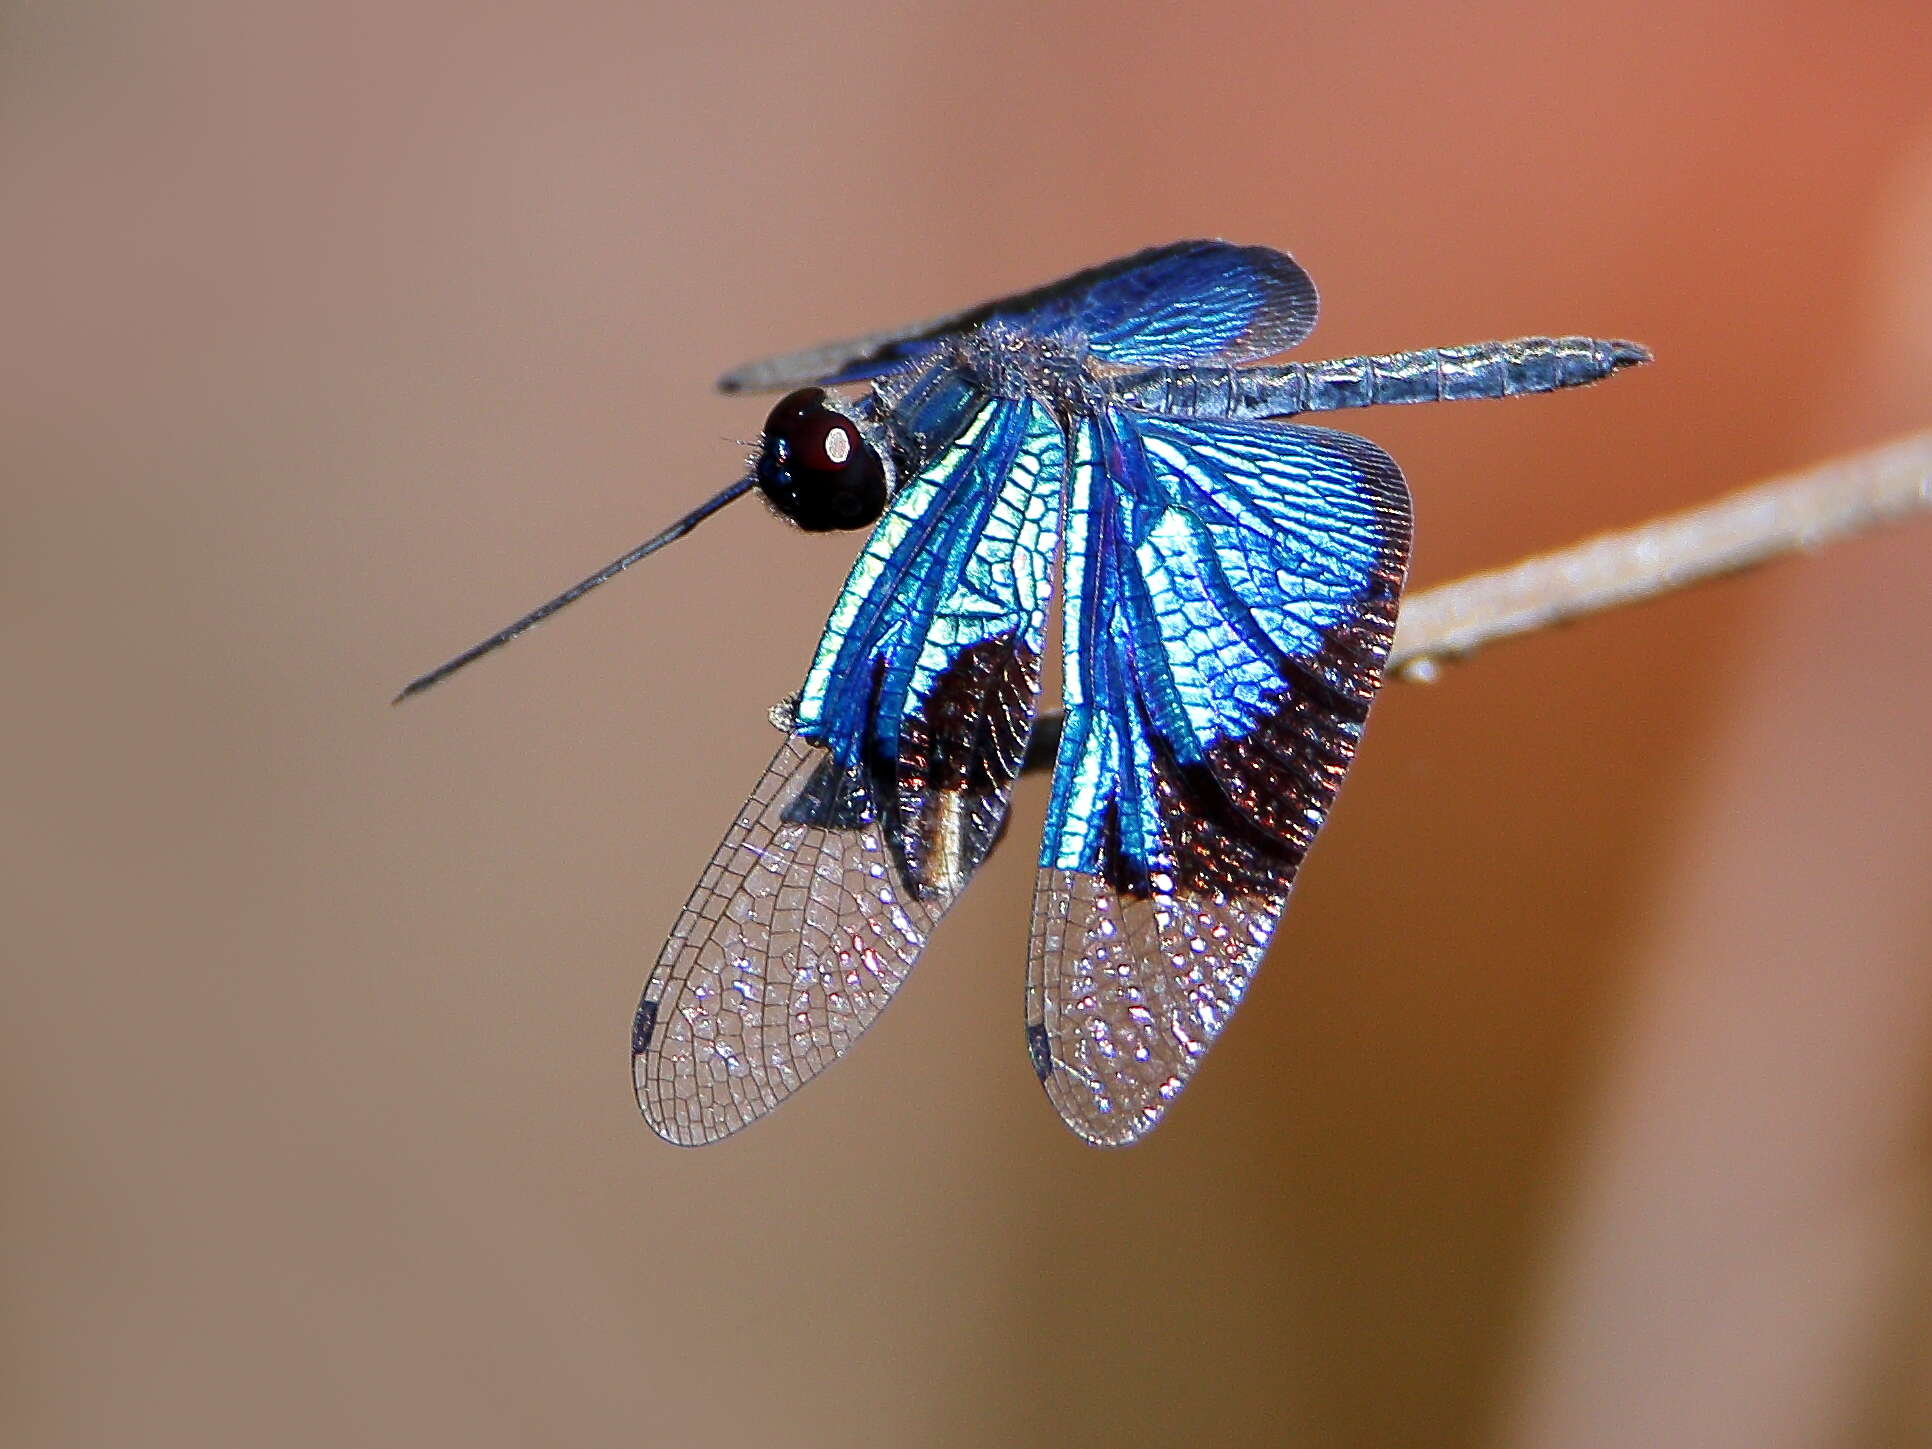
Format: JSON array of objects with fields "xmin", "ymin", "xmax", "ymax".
[{"xmin": 754, "ymin": 387, "xmax": 889, "ymax": 532}]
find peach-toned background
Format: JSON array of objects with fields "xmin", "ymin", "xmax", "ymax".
[{"xmin": 6, "ymin": 4, "xmax": 1932, "ymax": 1446}]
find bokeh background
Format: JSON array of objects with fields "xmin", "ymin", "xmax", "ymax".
[{"xmin": 7, "ymin": 3, "xmax": 1932, "ymax": 1446}]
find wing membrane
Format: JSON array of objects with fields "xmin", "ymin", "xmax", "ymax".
[
  {"xmin": 637, "ymin": 388, "xmax": 1065, "ymax": 1143},
  {"xmin": 719, "ymin": 241, "xmax": 1318, "ymax": 393},
  {"xmin": 1030, "ymin": 409, "xmax": 1410, "ymax": 1144},
  {"xmin": 635, "ymin": 735, "xmax": 941, "ymax": 1145}
]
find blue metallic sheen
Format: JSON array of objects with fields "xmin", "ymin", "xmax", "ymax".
[{"xmin": 1042, "ymin": 410, "xmax": 1403, "ymax": 881}]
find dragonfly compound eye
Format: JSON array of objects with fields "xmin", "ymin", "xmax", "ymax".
[{"xmin": 755, "ymin": 387, "xmax": 890, "ymax": 532}]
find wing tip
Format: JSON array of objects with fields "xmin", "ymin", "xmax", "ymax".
[
  {"xmin": 1041, "ymin": 1067, "xmax": 1174, "ymax": 1148},
  {"xmin": 633, "ymin": 1069, "xmax": 744, "ymax": 1149}
]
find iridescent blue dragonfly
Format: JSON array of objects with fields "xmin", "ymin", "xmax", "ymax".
[{"xmin": 400, "ymin": 241, "xmax": 1647, "ymax": 1146}]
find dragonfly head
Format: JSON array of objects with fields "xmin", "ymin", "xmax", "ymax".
[{"xmin": 754, "ymin": 388, "xmax": 891, "ymax": 532}]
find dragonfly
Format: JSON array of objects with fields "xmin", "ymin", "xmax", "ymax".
[{"xmin": 399, "ymin": 241, "xmax": 1648, "ymax": 1147}]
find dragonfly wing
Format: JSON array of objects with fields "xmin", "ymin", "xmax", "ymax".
[
  {"xmin": 1029, "ymin": 410, "xmax": 1411, "ymax": 1145},
  {"xmin": 793, "ymin": 390, "xmax": 1066, "ymax": 899},
  {"xmin": 635, "ymin": 735, "xmax": 941, "ymax": 1145},
  {"xmin": 1053, "ymin": 239, "xmax": 1318, "ymax": 366},
  {"xmin": 637, "ymin": 388, "xmax": 1065, "ymax": 1143},
  {"xmin": 718, "ymin": 241, "xmax": 1318, "ymax": 393}
]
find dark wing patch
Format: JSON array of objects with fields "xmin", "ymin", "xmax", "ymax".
[{"xmin": 891, "ymin": 632, "xmax": 1038, "ymax": 899}]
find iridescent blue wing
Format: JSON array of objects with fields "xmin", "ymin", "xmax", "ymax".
[
  {"xmin": 635, "ymin": 386, "xmax": 1064, "ymax": 1144},
  {"xmin": 1029, "ymin": 409, "xmax": 1410, "ymax": 1145},
  {"xmin": 718, "ymin": 241, "xmax": 1319, "ymax": 393}
]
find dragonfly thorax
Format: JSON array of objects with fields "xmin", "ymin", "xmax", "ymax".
[{"xmin": 948, "ymin": 322, "xmax": 1102, "ymax": 410}]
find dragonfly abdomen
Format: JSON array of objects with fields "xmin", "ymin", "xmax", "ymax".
[{"xmin": 1107, "ymin": 336, "xmax": 1648, "ymax": 420}]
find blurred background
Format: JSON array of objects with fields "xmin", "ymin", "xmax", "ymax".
[{"xmin": 6, "ymin": 2, "xmax": 1932, "ymax": 1445}]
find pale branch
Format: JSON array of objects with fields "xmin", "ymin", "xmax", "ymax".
[
  {"xmin": 1020, "ymin": 428, "xmax": 1932, "ymax": 773},
  {"xmin": 1383, "ymin": 426, "xmax": 1932, "ymax": 681}
]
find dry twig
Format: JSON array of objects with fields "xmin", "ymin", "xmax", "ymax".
[{"xmin": 1386, "ymin": 427, "xmax": 1932, "ymax": 681}]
